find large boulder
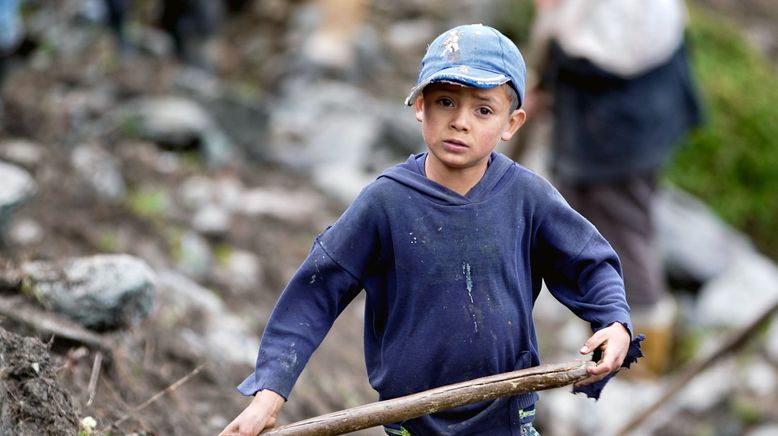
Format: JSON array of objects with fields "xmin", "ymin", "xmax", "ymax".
[
  {"xmin": 117, "ymin": 96, "xmax": 236, "ymax": 168},
  {"xmin": 264, "ymin": 81, "xmax": 422, "ymax": 203},
  {"xmin": 695, "ymin": 250, "xmax": 778, "ymax": 328},
  {"xmin": 156, "ymin": 270, "xmax": 258, "ymax": 367},
  {"xmin": 656, "ymin": 187, "xmax": 753, "ymax": 287},
  {"xmin": 22, "ymin": 254, "xmax": 156, "ymax": 331},
  {"xmin": 70, "ymin": 143, "xmax": 126, "ymax": 201}
]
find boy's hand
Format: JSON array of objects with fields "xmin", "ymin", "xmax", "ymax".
[
  {"xmin": 575, "ymin": 322, "xmax": 631, "ymax": 387},
  {"xmin": 219, "ymin": 389, "xmax": 285, "ymax": 436}
]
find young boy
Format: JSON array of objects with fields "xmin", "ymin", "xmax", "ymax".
[{"xmin": 221, "ymin": 24, "xmax": 638, "ymax": 436}]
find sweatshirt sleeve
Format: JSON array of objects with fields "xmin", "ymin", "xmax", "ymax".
[
  {"xmin": 532, "ymin": 182, "xmax": 633, "ymax": 335},
  {"xmin": 238, "ymin": 186, "xmax": 383, "ymax": 399},
  {"xmin": 532, "ymin": 181, "xmax": 644, "ymax": 399}
]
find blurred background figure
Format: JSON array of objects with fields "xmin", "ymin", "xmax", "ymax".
[
  {"xmin": 0, "ymin": 0, "xmax": 22, "ymax": 58},
  {"xmin": 526, "ymin": 0, "xmax": 703, "ymax": 376},
  {"xmin": 302, "ymin": 0, "xmax": 366, "ymax": 76},
  {"xmin": 0, "ymin": 0, "xmax": 23, "ymax": 119},
  {"xmin": 102, "ymin": 0, "xmax": 130, "ymax": 55},
  {"xmin": 158, "ymin": 0, "xmax": 223, "ymax": 67},
  {"xmin": 99, "ymin": 0, "xmax": 225, "ymax": 67}
]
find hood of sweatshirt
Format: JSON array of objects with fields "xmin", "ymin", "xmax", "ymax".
[{"xmin": 378, "ymin": 152, "xmax": 516, "ymax": 205}]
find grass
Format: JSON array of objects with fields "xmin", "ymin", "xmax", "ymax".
[
  {"xmin": 124, "ymin": 187, "xmax": 168, "ymax": 220},
  {"xmin": 666, "ymin": 5, "xmax": 778, "ymax": 259}
]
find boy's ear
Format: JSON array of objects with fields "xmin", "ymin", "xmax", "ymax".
[
  {"xmin": 501, "ymin": 109, "xmax": 527, "ymax": 142},
  {"xmin": 413, "ymin": 95, "xmax": 425, "ymax": 122}
]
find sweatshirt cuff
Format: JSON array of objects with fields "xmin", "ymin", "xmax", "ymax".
[
  {"xmin": 571, "ymin": 334, "xmax": 645, "ymax": 400},
  {"xmin": 236, "ymin": 371, "xmax": 291, "ymax": 401}
]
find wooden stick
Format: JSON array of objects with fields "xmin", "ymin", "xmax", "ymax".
[
  {"xmin": 263, "ymin": 360, "xmax": 594, "ymax": 436},
  {"xmin": 86, "ymin": 351, "xmax": 103, "ymax": 407},
  {"xmin": 113, "ymin": 362, "xmax": 206, "ymax": 427},
  {"xmin": 87, "ymin": 351, "xmax": 103, "ymax": 407},
  {"xmin": 617, "ymin": 297, "xmax": 778, "ymax": 435}
]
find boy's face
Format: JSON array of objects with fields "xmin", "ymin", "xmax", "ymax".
[{"xmin": 414, "ymin": 82, "xmax": 526, "ymax": 174}]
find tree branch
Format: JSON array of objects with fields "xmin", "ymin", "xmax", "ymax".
[{"xmin": 263, "ymin": 360, "xmax": 594, "ymax": 436}]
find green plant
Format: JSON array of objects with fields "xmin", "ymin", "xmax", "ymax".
[
  {"xmin": 493, "ymin": 0, "xmax": 536, "ymax": 46},
  {"xmin": 666, "ymin": 6, "xmax": 778, "ymax": 259},
  {"xmin": 125, "ymin": 187, "xmax": 168, "ymax": 220},
  {"xmin": 214, "ymin": 243, "xmax": 234, "ymax": 266},
  {"xmin": 97, "ymin": 231, "xmax": 119, "ymax": 252}
]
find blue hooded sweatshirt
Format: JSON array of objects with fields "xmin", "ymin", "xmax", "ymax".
[{"xmin": 238, "ymin": 152, "xmax": 634, "ymax": 435}]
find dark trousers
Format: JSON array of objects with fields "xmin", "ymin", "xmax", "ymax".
[{"xmin": 557, "ymin": 173, "xmax": 663, "ymax": 308}]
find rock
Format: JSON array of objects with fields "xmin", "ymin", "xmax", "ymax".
[
  {"xmin": 266, "ymin": 82, "xmax": 379, "ymax": 169},
  {"xmin": 21, "ymin": 254, "xmax": 156, "ymax": 331},
  {"xmin": 8, "ymin": 218, "xmax": 43, "ymax": 246},
  {"xmin": 0, "ymin": 139, "xmax": 45, "ymax": 169},
  {"xmin": 179, "ymin": 175, "xmax": 218, "ymax": 209},
  {"xmin": 266, "ymin": 81, "xmax": 415, "ymax": 202},
  {"xmin": 192, "ymin": 206, "xmax": 232, "ymax": 236},
  {"xmin": 748, "ymin": 424, "xmax": 778, "ymax": 436},
  {"xmin": 312, "ymin": 164, "xmax": 376, "ymax": 205},
  {"xmin": 539, "ymin": 378, "xmax": 664, "ymax": 436},
  {"xmin": 695, "ymin": 250, "xmax": 778, "ymax": 328},
  {"xmin": 386, "ymin": 20, "xmax": 437, "ymax": 54},
  {"xmin": 0, "ymin": 328, "xmax": 78, "ymax": 436},
  {"xmin": 70, "ymin": 143, "xmax": 126, "ymax": 201},
  {"xmin": 239, "ymin": 187, "xmax": 326, "ymax": 222},
  {"xmin": 656, "ymin": 187, "xmax": 752, "ymax": 287},
  {"xmin": 676, "ymin": 360, "xmax": 737, "ymax": 413},
  {"xmin": 128, "ymin": 24, "xmax": 175, "ymax": 58},
  {"xmin": 175, "ymin": 231, "xmax": 213, "ymax": 280},
  {"xmin": 173, "ymin": 67, "xmax": 225, "ymax": 100},
  {"xmin": 197, "ymin": 92, "xmax": 269, "ymax": 161},
  {"xmin": 0, "ymin": 161, "xmax": 37, "ymax": 244},
  {"xmin": 156, "ymin": 270, "xmax": 259, "ymax": 366},
  {"xmin": 178, "ymin": 175, "xmax": 243, "ymax": 212},
  {"xmin": 741, "ymin": 358, "xmax": 777, "ymax": 397},
  {"xmin": 212, "ymin": 249, "xmax": 263, "ymax": 293},
  {"xmin": 374, "ymin": 100, "xmax": 425, "ymax": 157},
  {"xmin": 119, "ymin": 96, "xmax": 236, "ymax": 168},
  {"xmin": 124, "ymin": 97, "xmax": 212, "ymax": 147}
]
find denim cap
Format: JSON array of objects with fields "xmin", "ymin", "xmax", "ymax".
[{"xmin": 405, "ymin": 24, "xmax": 526, "ymax": 107}]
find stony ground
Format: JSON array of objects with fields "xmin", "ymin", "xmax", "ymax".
[{"xmin": 0, "ymin": 1, "xmax": 777, "ymax": 435}]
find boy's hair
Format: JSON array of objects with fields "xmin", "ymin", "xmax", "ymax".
[
  {"xmin": 405, "ymin": 24, "xmax": 526, "ymax": 109},
  {"xmin": 506, "ymin": 84, "xmax": 519, "ymax": 112}
]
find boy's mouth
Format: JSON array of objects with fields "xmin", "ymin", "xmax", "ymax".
[{"xmin": 442, "ymin": 139, "xmax": 468, "ymax": 150}]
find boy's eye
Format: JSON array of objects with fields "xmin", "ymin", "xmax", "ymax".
[
  {"xmin": 436, "ymin": 97, "xmax": 454, "ymax": 107},
  {"xmin": 478, "ymin": 107, "xmax": 493, "ymax": 115}
]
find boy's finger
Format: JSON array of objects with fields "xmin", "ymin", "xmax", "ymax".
[
  {"xmin": 585, "ymin": 360, "xmax": 611, "ymax": 376},
  {"xmin": 579, "ymin": 330, "xmax": 606, "ymax": 354},
  {"xmin": 574, "ymin": 371, "xmax": 608, "ymax": 387}
]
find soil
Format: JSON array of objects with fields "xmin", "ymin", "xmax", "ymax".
[{"xmin": 0, "ymin": 328, "xmax": 78, "ymax": 435}]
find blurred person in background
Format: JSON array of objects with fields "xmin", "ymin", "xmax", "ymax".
[
  {"xmin": 158, "ymin": 0, "xmax": 223, "ymax": 67},
  {"xmin": 0, "ymin": 0, "xmax": 22, "ymax": 120},
  {"xmin": 525, "ymin": 0, "xmax": 702, "ymax": 376},
  {"xmin": 302, "ymin": 0, "xmax": 366, "ymax": 74},
  {"xmin": 99, "ymin": 0, "xmax": 224, "ymax": 67},
  {"xmin": 102, "ymin": 0, "xmax": 129, "ymax": 55}
]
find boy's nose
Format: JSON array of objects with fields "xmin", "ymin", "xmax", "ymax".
[{"xmin": 449, "ymin": 109, "xmax": 470, "ymax": 132}]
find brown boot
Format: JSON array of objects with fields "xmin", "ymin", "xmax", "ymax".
[{"xmin": 627, "ymin": 296, "xmax": 677, "ymax": 378}]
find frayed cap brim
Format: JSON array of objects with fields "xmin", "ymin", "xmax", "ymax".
[{"xmin": 404, "ymin": 66, "xmax": 510, "ymax": 106}]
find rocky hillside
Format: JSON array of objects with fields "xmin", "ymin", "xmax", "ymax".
[{"xmin": 1, "ymin": 1, "xmax": 777, "ymax": 435}]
